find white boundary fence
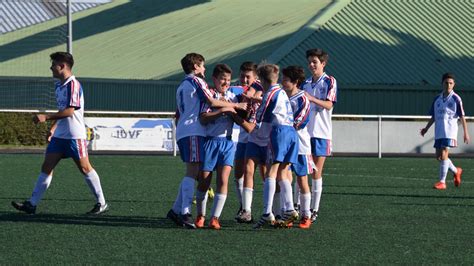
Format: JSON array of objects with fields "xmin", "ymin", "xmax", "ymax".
[{"xmin": 1, "ymin": 110, "xmax": 473, "ymax": 157}]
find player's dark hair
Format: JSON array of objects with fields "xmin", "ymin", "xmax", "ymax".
[
  {"xmin": 239, "ymin": 61, "xmax": 257, "ymax": 74},
  {"xmin": 212, "ymin": 64, "xmax": 232, "ymax": 78},
  {"xmin": 181, "ymin": 53, "xmax": 205, "ymax": 74},
  {"xmin": 306, "ymin": 48, "xmax": 329, "ymax": 64},
  {"xmin": 257, "ymin": 63, "xmax": 279, "ymax": 84},
  {"xmin": 50, "ymin": 52, "xmax": 74, "ymax": 68},
  {"xmin": 441, "ymin": 72, "xmax": 455, "ymax": 83},
  {"xmin": 282, "ymin": 65, "xmax": 306, "ymax": 87}
]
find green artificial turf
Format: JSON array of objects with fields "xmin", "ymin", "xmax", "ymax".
[{"xmin": 0, "ymin": 154, "xmax": 473, "ymax": 264}]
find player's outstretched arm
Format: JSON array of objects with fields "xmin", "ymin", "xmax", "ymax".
[
  {"xmin": 200, "ymin": 107, "xmax": 236, "ymax": 124},
  {"xmin": 207, "ymin": 97, "xmax": 247, "ymax": 110},
  {"xmin": 460, "ymin": 116, "xmax": 470, "ymax": 144},
  {"xmin": 33, "ymin": 107, "xmax": 75, "ymax": 124},
  {"xmin": 420, "ymin": 117, "xmax": 434, "ymax": 137},
  {"xmin": 304, "ymin": 92, "xmax": 333, "ymax": 110}
]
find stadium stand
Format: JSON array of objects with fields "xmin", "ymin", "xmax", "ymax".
[
  {"xmin": 0, "ymin": 0, "xmax": 472, "ymax": 115},
  {"xmin": 273, "ymin": 0, "xmax": 473, "ymax": 87}
]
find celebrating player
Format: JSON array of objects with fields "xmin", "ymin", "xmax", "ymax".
[
  {"xmin": 420, "ymin": 73, "xmax": 470, "ymax": 190},
  {"xmin": 302, "ymin": 48, "xmax": 338, "ymax": 224},
  {"xmin": 231, "ymin": 62, "xmax": 264, "ymax": 221},
  {"xmin": 251, "ymin": 63, "xmax": 299, "ymax": 229},
  {"xmin": 194, "ymin": 64, "xmax": 239, "ymax": 230},
  {"xmin": 11, "ymin": 52, "xmax": 108, "ymax": 215},
  {"xmin": 281, "ymin": 65, "xmax": 315, "ymax": 229},
  {"xmin": 167, "ymin": 53, "xmax": 246, "ymax": 229}
]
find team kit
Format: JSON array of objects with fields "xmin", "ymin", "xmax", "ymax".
[{"xmin": 11, "ymin": 49, "xmax": 469, "ymax": 231}]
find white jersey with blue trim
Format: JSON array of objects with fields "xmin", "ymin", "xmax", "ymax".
[
  {"xmin": 303, "ymin": 72, "xmax": 337, "ymax": 140},
  {"xmin": 429, "ymin": 90, "xmax": 465, "ymax": 140},
  {"xmin": 201, "ymin": 89, "xmax": 238, "ymax": 138},
  {"xmin": 53, "ymin": 75, "xmax": 86, "ymax": 139},
  {"xmin": 230, "ymin": 81, "xmax": 264, "ymax": 144},
  {"xmin": 250, "ymin": 84, "xmax": 293, "ymax": 146},
  {"xmin": 176, "ymin": 74, "xmax": 213, "ymax": 141},
  {"xmin": 289, "ymin": 90, "xmax": 311, "ymax": 154}
]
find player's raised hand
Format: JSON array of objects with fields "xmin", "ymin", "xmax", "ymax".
[{"xmin": 33, "ymin": 114, "xmax": 47, "ymax": 124}]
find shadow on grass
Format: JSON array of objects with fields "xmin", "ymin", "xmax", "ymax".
[
  {"xmin": 0, "ymin": 210, "xmax": 285, "ymax": 232},
  {"xmin": 0, "ymin": 211, "xmax": 178, "ymax": 228}
]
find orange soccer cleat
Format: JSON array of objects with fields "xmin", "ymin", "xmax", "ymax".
[
  {"xmin": 209, "ymin": 216, "xmax": 221, "ymax": 230},
  {"xmin": 195, "ymin": 215, "xmax": 205, "ymax": 228},
  {"xmin": 454, "ymin": 167, "xmax": 463, "ymax": 187},
  {"xmin": 433, "ymin": 181, "xmax": 447, "ymax": 190},
  {"xmin": 299, "ymin": 216, "xmax": 312, "ymax": 229}
]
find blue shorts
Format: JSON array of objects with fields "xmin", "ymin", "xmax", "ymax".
[
  {"xmin": 291, "ymin": 154, "xmax": 316, "ymax": 177},
  {"xmin": 177, "ymin": 136, "xmax": 205, "ymax": 163},
  {"xmin": 268, "ymin": 125, "xmax": 298, "ymax": 164},
  {"xmin": 311, "ymin": 137, "xmax": 332, "ymax": 157},
  {"xmin": 235, "ymin": 142, "xmax": 247, "ymax": 161},
  {"xmin": 46, "ymin": 137, "xmax": 88, "ymax": 159},
  {"xmin": 202, "ymin": 137, "xmax": 235, "ymax": 172},
  {"xmin": 245, "ymin": 141, "xmax": 267, "ymax": 164},
  {"xmin": 434, "ymin": 138, "xmax": 457, "ymax": 149}
]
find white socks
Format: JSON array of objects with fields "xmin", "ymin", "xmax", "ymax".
[
  {"xmin": 300, "ymin": 193, "xmax": 311, "ymax": 217},
  {"xmin": 84, "ymin": 169, "xmax": 106, "ymax": 205},
  {"xmin": 210, "ymin": 193, "xmax": 227, "ymax": 218},
  {"xmin": 447, "ymin": 159, "xmax": 457, "ymax": 174},
  {"xmin": 29, "ymin": 172, "xmax": 52, "ymax": 206},
  {"xmin": 242, "ymin": 187, "xmax": 253, "ymax": 212},
  {"xmin": 279, "ymin": 179, "xmax": 294, "ymax": 211},
  {"xmin": 263, "ymin": 178, "xmax": 276, "ymax": 214},
  {"xmin": 181, "ymin": 176, "xmax": 196, "ymax": 215},
  {"xmin": 195, "ymin": 189, "xmax": 208, "ymax": 216},
  {"xmin": 439, "ymin": 160, "xmax": 449, "ymax": 183},
  {"xmin": 311, "ymin": 178, "xmax": 323, "ymax": 213}
]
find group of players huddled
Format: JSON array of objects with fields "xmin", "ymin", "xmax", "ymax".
[
  {"xmin": 167, "ymin": 48, "xmax": 338, "ymax": 229},
  {"xmin": 11, "ymin": 50, "xmax": 468, "ymax": 229}
]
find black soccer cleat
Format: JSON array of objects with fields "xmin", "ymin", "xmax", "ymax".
[
  {"xmin": 179, "ymin": 213, "xmax": 196, "ymax": 229},
  {"xmin": 87, "ymin": 203, "xmax": 109, "ymax": 215},
  {"xmin": 11, "ymin": 200, "xmax": 36, "ymax": 214},
  {"xmin": 167, "ymin": 209, "xmax": 183, "ymax": 226}
]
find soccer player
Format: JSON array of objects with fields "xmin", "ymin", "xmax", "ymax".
[
  {"xmin": 231, "ymin": 61, "xmax": 263, "ymax": 219},
  {"xmin": 420, "ymin": 73, "xmax": 470, "ymax": 190},
  {"xmin": 251, "ymin": 63, "xmax": 299, "ymax": 229},
  {"xmin": 281, "ymin": 65, "xmax": 315, "ymax": 229},
  {"xmin": 194, "ymin": 64, "xmax": 238, "ymax": 230},
  {"xmin": 234, "ymin": 95, "xmax": 269, "ymax": 224},
  {"xmin": 11, "ymin": 52, "xmax": 108, "ymax": 215},
  {"xmin": 302, "ymin": 48, "xmax": 337, "ymax": 224},
  {"xmin": 167, "ymin": 53, "xmax": 246, "ymax": 229}
]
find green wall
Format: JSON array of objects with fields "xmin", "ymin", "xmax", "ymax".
[{"xmin": 1, "ymin": 77, "xmax": 472, "ymax": 115}]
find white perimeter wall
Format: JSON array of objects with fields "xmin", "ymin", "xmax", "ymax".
[{"xmin": 333, "ymin": 120, "xmax": 474, "ymax": 155}]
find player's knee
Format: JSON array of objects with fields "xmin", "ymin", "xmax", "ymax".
[
  {"xmin": 80, "ymin": 165, "xmax": 94, "ymax": 175},
  {"xmin": 41, "ymin": 163, "xmax": 54, "ymax": 175}
]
